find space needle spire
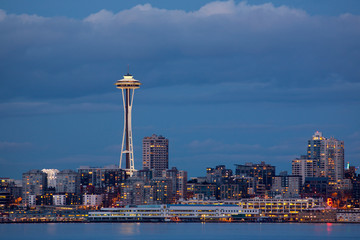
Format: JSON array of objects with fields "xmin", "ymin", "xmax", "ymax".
[{"xmin": 115, "ymin": 71, "xmax": 141, "ymax": 177}]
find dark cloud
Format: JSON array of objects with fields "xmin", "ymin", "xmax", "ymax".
[
  {"xmin": 0, "ymin": 1, "xmax": 359, "ymax": 103},
  {"xmin": 1, "ymin": 1, "xmax": 359, "ymax": 178}
]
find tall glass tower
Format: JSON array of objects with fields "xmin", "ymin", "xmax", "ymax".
[{"xmin": 115, "ymin": 73, "xmax": 141, "ymax": 176}]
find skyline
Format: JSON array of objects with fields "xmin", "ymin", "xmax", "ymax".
[{"xmin": 0, "ymin": 0, "xmax": 359, "ymax": 179}]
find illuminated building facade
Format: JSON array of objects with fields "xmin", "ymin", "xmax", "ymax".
[
  {"xmin": 307, "ymin": 131, "xmax": 344, "ymax": 183},
  {"xmin": 162, "ymin": 167, "xmax": 188, "ymax": 201},
  {"xmin": 22, "ymin": 170, "xmax": 47, "ymax": 205},
  {"xmin": 115, "ymin": 73, "xmax": 141, "ymax": 176},
  {"xmin": 235, "ymin": 162, "xmax": 275, "ymax": 195},
  {"xmin": 78, "ymin": 165, "xmax": 127, "ymax": 194},
  {"xmin": 142, "ymin": 134, "xmax": 169, "ymax": 175},
  {"xmin": 56, "ymin": 169, "xmax": 80, "ymax": 194},
  {"xmin": 292, "ymin": 157, "xmax": 317, "ymax": 184},
  {"xmin": 270, "ymin": 174, "xmax": 301, "ymax": 198}
]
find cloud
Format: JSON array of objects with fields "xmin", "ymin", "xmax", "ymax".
[{"xmin": 0, "ymin": 0, "xmax": 359, "ymax": 105}]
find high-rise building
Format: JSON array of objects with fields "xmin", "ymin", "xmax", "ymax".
[
  {"xmin": 206, "ymin": 165, "xmax": 233, "ymax": 185},
  {"xmin": 162, "ymin": 167, "xmax": 188, "ymax": 201},
  {"xmin": 270, "ymin": 173, "xmax": 301, "ymax": 198},
  {"xmin": 78, "ymin": 165, "xmax": 127, "ymax": 194},
  {"xmin": 324, "ymin": 137, "xmax": 345, "ymax": 183},
  {"xmin": 115, "ymin": 73, "xmax": 141, "ymax": 177},
  {"xmin": 142, "ymin": 134, "xmax": 169, "ymax": 174},
  {"xmin": 307, "ymin": 131, "xmax": 344, "ymax": 183},
  {"xmin": 56, "ymin": 169, "xmax": 80, "ymax": 194},
  {"xmin": 307, "ymin": 131, "xmax": 325, "ymax": 169},
  {"xmin": 22, "ymin": 170, "xmax": 47, "ymax": 205},
  {"xmin": 292, "ymin": 157, "xmax": 317, "ymax": 184},
  {"xmin": 235, "ymin": 162, "xmax": 276, "ymax": 195}
]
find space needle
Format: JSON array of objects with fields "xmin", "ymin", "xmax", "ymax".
[{"xmin": 115, "ymin": 72, "xmax": 141, "ymax": 177}]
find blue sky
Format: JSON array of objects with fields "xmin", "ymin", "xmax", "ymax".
[{"xmin": 1, "ymin": 0, "xmax": 359, "ymax": 179}]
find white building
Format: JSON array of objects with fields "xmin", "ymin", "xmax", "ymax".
[
  {"xmin": 26, "ymin": 195, "xmax": 36, "ymax": 206},
  {"xmin": 53, "ymin": 195, "xmax": 66, "ymax": 206},
  {"xmin": 83, "ymin": 194, "xmax": 103, "ymax": 206},
  {"xmin": 337, "ymin": 209, "xmax": 360, "ymax": 222},
  {"xmin": 292, "ymin": 158, "xmax": 317, "ymax": 184},
  {"xmin": 42, "ymin": 169, "xmax": 59, "ymax": 188}
]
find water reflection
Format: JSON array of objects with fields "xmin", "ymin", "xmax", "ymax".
[
  {"xmin": 46, "ymin": 223, "xmax": 57, "ymax": 235},
  {"xmin": 326, "ymin": 223, "xmax": 333, "ymax": 233},
  {"xmin": 116, "ymin": 223, "xmax": 140, "ymax": 235}
]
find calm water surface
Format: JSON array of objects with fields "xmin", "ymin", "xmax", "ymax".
[{"xmin": 1, "ymin": 223, "xmax": 359, "ymax": 240}]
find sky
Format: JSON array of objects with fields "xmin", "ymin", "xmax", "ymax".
[{"xmin": 0, "ymin": 0, "xmax": 359, "ymax": 179}]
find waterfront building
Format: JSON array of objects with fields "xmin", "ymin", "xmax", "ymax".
[
  {"xmin": 88, "ymin": 204, "xmax": 260, "ymax": 222},
  {"xmin": 237, "ymin": 198, "xmax": 320, "ymax": 219},
  {"xmin": 298, "ymin": 209, "xmax": 337, "ymax": 223},
  {"xmin": 22, "ymin": 170, "xmax": 47, "ymax": 205},
  {"xmin": 143, "ymin": 134, "xmax": 169, "ymax": 176},
  {"xmin": 337, "ymin": 209, "xmax": 360, "ymax": 222},
  {"xmin": 179, "ymin": 198, "xmax": 320, "ymax": 220},
  {"xmin": 115, "ymin": 73, "xmax": 141, "ymax": 177},
  {"xmin": 56, "ymin": 169, "xmax": 80, "ymax": 194}
]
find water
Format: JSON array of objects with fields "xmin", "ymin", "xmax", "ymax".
[{"xmin": 1, "ymin": 223, "xmax": 359, "ymax": 240}]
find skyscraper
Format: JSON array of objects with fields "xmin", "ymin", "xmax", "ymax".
[
  {"xmin": 142, "ymin": 134, "xmax": 169, "ymax": 175},
  {"xmin": 307, "ymin": 131, "xmax": 326, "ymax": 175},
  {"xmin": 307, "ymin": 131, "xmax": 344, "ymax": 183},
  {"xmin": 115, "ymin": 73, "xmax": 141, "ymax": 176}
]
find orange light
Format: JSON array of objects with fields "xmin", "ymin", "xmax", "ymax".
[{"xmin": 327, "ymin": 198, "xmax": 333, "ymax": 207}]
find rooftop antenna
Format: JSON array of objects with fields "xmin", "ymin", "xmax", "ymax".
[{"xmin": 127, "ymin": 64, "xmax": 130, "ymax": 75}]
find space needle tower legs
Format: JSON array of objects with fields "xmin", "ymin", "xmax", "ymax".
[{"xmin": 115, "ymin": 73, "xmax": 141, "ymax": 177}]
